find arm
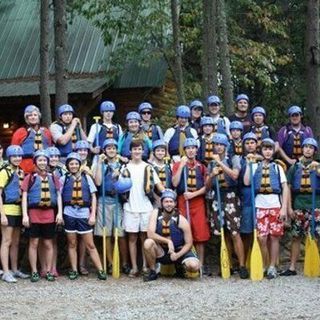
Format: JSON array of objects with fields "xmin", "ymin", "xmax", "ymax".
[
  {"xmin": 88, "ymin": 192, "xmax": 97, "ymax": 225},
  {"xmin": 93, "ymin": 155, "xmax": 106, "ymax": 186},
  {"xmin": 55, "ymin": 191, "xmax": 63, "ymax": 224},
  {"xmin": 22, "ymin": 191, "xmax": 29, "ymax": 227},
  {"xmin": 212, "ymin": 154, "xmax": 239, "ymax": 180},
  {"xmin": 172, "ymin": 157, "xmax": 188, "ymax": 187},
  {"xmin": 56, "ymin": 118, "xmax": 80, "ymax": 145},
  {"xmin": 280, "ymin": 182, "xmax": 289, "ymax": 220},
  {"xmin": 0, "ymin": 189, "xmax": 8, "ymax": 226}
]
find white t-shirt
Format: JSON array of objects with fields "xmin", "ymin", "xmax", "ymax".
[
  {"xmin": 87, "ymin": 123, "xmax": 123, "ymax": 144},
  {"xmin": 123, "ymin": 161, "xmax": 160, "ymax": 213},
  {"xmin": 251, "ymin": 162, "xmax": 287, "ymax": 208}
]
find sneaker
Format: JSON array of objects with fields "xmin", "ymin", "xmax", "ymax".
[
  {"xmin": 30, "ymin": 272, "xmax": 40, "ymax": 283},
  {"xmin": 280, "ymin": 269, "xmax": 297, "ymax": 276},
  {"xmin": 97, "ymin": 270, "xmax": 107, "ymax": 280},
  {"xmin": 12, "ymin": 270, "xmax": 30, "ymax": 279},
  {"xmin": 0, "ymin": 269, "xmax": 4, "ymax": 276},
  {"xmin": 2, "ymin": 272, "xmax": 17, "ymax": 283},
  {"xmin": 239, "ymin": 266, "xmax": 249, "ymax": 279},
  {"xmin": 121, "ymin": 264, "xmax": 131, "ymax": 275},
  {"xmin": 128, "ymin": 268, "xmax": 139, "ymax": 278},
  {"xmin": 143, "ymin": 269, "xmax": 158, "ymax": 282},
  {"xmin": 68, "ymin": 270, "xmax": 79, "ymax": 280},
  {"xmin": 267, "ymin": 266, "xmax": 278, "ymax": 280},
  {"xmin": 155, "ymin": 263, "xmax": 161, "ymax": 275},
  {"xmin": 46, "ymin": 272, "xmax": 55, "ymax": 282}
]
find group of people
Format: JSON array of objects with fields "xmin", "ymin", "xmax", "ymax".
[{"xmin": 0, "ymin": 93, "xmax": 318, "ymax": 284}]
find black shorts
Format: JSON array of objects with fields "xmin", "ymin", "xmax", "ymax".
[
  {"xmin": 156, "ymin": 247, "xmax": 198, "ymax": 265},
  {"xmin": 5, "ymin": 215, "xmax": 22, "ymax": 228},
  {"xmin": 29, "ymin": 223, "xmax": 55, "ymax": 239}
]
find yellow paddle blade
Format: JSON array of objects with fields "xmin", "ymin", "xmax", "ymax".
[
  {"xmin": 112, "ymin": 229, "xmax": 120, "ymax": 279},
  {"xmin": 103, "ymin": 227, "xmax": 107, "ymax": 273},
  {"xmin": 160, "ymin": 264, "xmax": 176, "ymax": 276},
  {"xmin": 220, "ymin": 229, "xmax": 230, "ymax": 279},
  {"xmin": 304, "ymin": 235, "xmax": 320, "ymax": 277},
  {"xmin": 250, "ymin": 230, "xmax": 264, "ymax": 281}
]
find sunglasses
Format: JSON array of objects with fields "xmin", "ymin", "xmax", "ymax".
[
  {"xmin": 141, "ymin": 111, "xmax": 151, "ymax": 115},
  {"xmin": 290, "ymin": 113, "xmax": 301, "ymax": 117}
]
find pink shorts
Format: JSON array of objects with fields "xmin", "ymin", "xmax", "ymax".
[{"xmin": 256, "ymin": 207, "xmax": 284, "ymax": 237}]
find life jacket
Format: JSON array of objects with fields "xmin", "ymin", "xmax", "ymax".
[
  {"xmin": 21, "ymin": 127, "xmax": 50, "ymax": 157},
  {"xmin": 291, "ymin": 161, "xmax": 320, "ymax": 194},
  {"xmin": 94, "ymin": 123, "xmax": 120, "ymax": 148},
  {"xmin": 62, "ymin": 173, "xmax": 91, "ymax": 207},
  {"xmin": 98, "ymin": 161, "xmax": 122, "ymax": 197},
  {"xmin": 282, "ymin": 125, "xmax": 309, "ymax": 159},
  {"xmin": 190, "ymin": 119, "xmax": 202, "ymax": 135},
  {"xmin": 141, "ymin": 123, "xmax": 161, "ymax": 142},
  {"xmin": 254, "ymin": 162, "xmax": 281, "ymax": 194},
  {"xmin": 119, "ymin": 131, "xmax": 150, "ymax": 160},
  {"xmin": 50, "ymin": 164, "xmax": 67, "ymax": 178},
  {"xmin": 228, "ymin": 139, "xmax": 243, "ymax": 158},
  {"xmin": 176, "ymin": 162, "xmax": 204, "ymax": 195},
  {"xmin": 198, "ymin": 135, "xmax": 215, "ymax": 165},
  {"xmin": 250, "ymin": 125, "xmax": 271, "ymax": 147},
  {"xmin": 153, "ymin": 163, "xmax": 172, "ymax": 189},
  {"xmin": 208, "ymin": 157, "xmax": 238, "ymax": 191},
  {"xmin": 54, "ymin": 121, "xmax": 79, "ymax": 157},
  {"xmin": 168, "ymin": 126, "xmax": 193, "ymax": 157},
  {"xmin": 27, "ymin": 173, "xmax": 57, "ymax": 208},
  {"xmin": 1, "ymin": 165, "xmax": 24, "ymax": 204},
  {"xmin": 155, "ymin": 209, "xmax": 185, "ymax": 249}
]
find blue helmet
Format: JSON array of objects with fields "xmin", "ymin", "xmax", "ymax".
[
  {"xmin": 126, "ymin": 111, "xmax": 141, "ymax": 122},
  {"xmin": 183, "ymin": 138, "xmax": 198, "ymax": 149},
  {"xmin": 207, "ymin": 95, "xmax": 221, "ymax": 105},
  {"xmin": 6, "ymin": 145, "xmax": 24, "ymax": 158},
  {"xmin": 100, "ymin": 101, "xmax": 116, "ymax": 114},
  {"xmin": 251, "ymin": 106, "xmax": 266, "ymax": 119},
  {"xmin": 74, "ymin": 140, "xmax": 90, "ymax": 150},
  {"xmin": 236, "ymin": 94, "xmax": 249, "ymax": 103},
  {"xmin": 243, "ymin": 132, "xmax": 258, "ymax": 142},
  {"xmin": 66, "ymin": 152, "xmax": 81, "ymax": 164},
  {"xmin": 161, "ymin": 189, "xmax": 177, "ymax": 201},
  {"xmin": 33, "ymin": 150, "xmax": 49, "ymax": 162},
  {"xmin": 24, "ymin": 105, "xmax": 41, "ymax": 117},
  {"xmin": 58, "ymin": 104, "xmax": 74, "ymax": 117},
  {"xmin": 189, "ymin": 100, "xmax": 204, "ymax": 110},
  {"xmin": 114, "ymin": 176, "xmax": 132, "ymax": 194},
  {"xmin": 261, "ymin": 138, "xmax": 275, "ymax": 148},
  {"xmin": 288, "ymin": 105, "xmax": 302, "ymax": 116},
  {"xmin": 138, "ymin": 102, "xmax": 153, "ymax": 113},
  {"xmin": 103, "ymin": 138, "xmax": 118, "ymax": 149},
  {"xmin": 152, "ymin": 139, "xmax": 167, "ymax": 151},
  {"xmin": 176, "ymin": 105, "xmax": 191, "ymax": 118},
  {"xmin": 302, "ymin": 138, "xmax": 318, "ymax": 151},
  {"xmin": 47, "ymin": 146, "xmax": 61, "ymax": 157},
  {"xmin": 230, "ymin": 121, "xmax": 244, "ymax": 131},
  {"xmin": 200, "ymin": 116, "xmax": 214, "ymax": 127},
  {"xmin": 213, "ymin": 133, "xmax": 229, "ymax": 147}
]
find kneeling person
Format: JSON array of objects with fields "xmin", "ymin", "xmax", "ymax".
[{"xmin": 144, "ymin": 189, "xmax": 200, "ymax": 281}]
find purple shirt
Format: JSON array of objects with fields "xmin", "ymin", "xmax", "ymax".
[{"xmin": 277, "ymin": 124, "xmax": 313, "ymax": 147}]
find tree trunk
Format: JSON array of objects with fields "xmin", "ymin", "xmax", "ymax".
[
  {"xmin": 170, "ymin": 0, "xmax": 186, "ymax": 105},
  {"xmin": 202, "ymin": 0, "xmax": 218, "ymax": 100},
  {"xmin": 39, "ymin": 0, "xmax": 52, "ymax": 126},
  {"xmin": 54, "ymin": 0, "xmax": 68, "ymax": 117},
  {"xmin": 217, "ymin": 0, "xmax": 233, "ymax": 116},
  {"xmin": 306, "ymin": 0, "xmax": 320, "ymax": 139}
]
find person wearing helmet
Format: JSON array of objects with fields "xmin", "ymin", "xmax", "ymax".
[
  {"xmin": 87, "ymin": 100, "xmax": 123, "ymax": 154},
  {"xmin": 228, "ymin": 121, "xmax": 244, "ymax": 158},
  {"xmin": 138, "ymin": 102, "xmax": 163, "ymax": 142},
  {"xmin": 281, "ymin": 138, "xmax": 320, "ymax": 277},
  {"xmin": 120, "ymin": 140, "xmax": 163, "ymax": 277},
  {"xmin": 74, "ymin": 140, "xmax": 93, "ymax": 177},
  {"xmin": 206, "ymin": 133, "xmax": 248, "ymax": 279},
  {"xmin": 49, "ymin": 104, "xmax": 87, "ymax": 161},
  {"xmin": 243, "ymin": 138, "xmax": 289, "ymax": 279},
  {"xmin": 92, "ymin": 138, "xmax": 130, "ymax": 275},
  {"xmin": 163, "ymin": 105, "xmax": 198, "ymax": 162},
  {"xmin": 172, "ymin": 138, "xmax": 210, "ymax": 270},
  {"xmin": 0, "ymin": 145, "xmax": 29, "ymax": 283},
  {"xmin": 197, "ymin": 116, "xmax": 216, "ymax": 165},
  {"xmin": 229, "ymin": 94, "xmax": 252, "ymax": 133},
  {"xmin": 143, "ymin": 189, "xmax": 201, "ymax": 281},
  {"xmin": 277, "ymin": 105, "xmax": 314, "ymax": 164},
  {"xmin": 47, "ymin": 146, "xmax": 66, "ymax": 178},
  {"xmin": 21, "ymin": 150, "xmax": 63, "ymax": 282},
  {"xmin": 59, "ymin": 152, "xmax": 107, "ymax": 281},
  {"xmin": 118, "ymin": 111, "xmax": 152, "ymax": 163},
  {"xmin": 189, "ymin": 100, "xmax": 204, "ymax": 135},
  {"xmin": 11, "ymin": 105, "xmax": 52, "ymax": 174},
  {"xmin": 206, "ymin": 95, "xmax": 231, "ymax": 137},
  {"xmin": 151, "ymin": 140, "xmax": 172, "ymax": 207}
]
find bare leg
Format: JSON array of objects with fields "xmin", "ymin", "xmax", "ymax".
[
  {"xmin": 82, "ymin": 232, "xmax": 103, "ymax": 271},
  {"xmin": 194, "ymin": 242, "xmax": 205, "ymax": 266},
  {"xmin": 10, "ymin": 227, "xmax": 21, "ymax": 272},
  {"xmin": 29, "ymin": 238, "xmax": 40, "ymax": 273},
  {"xmin": 231, "ymin": 233, "xmax": 245, "ymax": 267},
  {"xmin": 128, "ymin": 233, "xmax": 138, "ymax": 271},
  {"xmin": 258, "ymin": 236, "xmax": 268, "ymax": 269},
  {"xmin": 1, "ymin": 226, "xmax": 13, "ymax": 273},
  {"xmin": 143, "ymin": 239, "xmax": 157, "ymax": 270},
  {"xmin": 67, "ymin": 233, "xmax": 78, "ymax": 271},
  {"xmin": 139, "ymin": 232, "xmax": 147, "ymax": 268},
  {"xmin": 269, "ymin": 236, "xmax": 280, "ymax": 267},
  {"xmin": 43, "ymin": 239, "xmax": 54, "ymax": 273}
]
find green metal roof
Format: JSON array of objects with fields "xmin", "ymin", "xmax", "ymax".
[{"xmin": 0, "ymin": 0, "xmax": 167, "ymax": 96}]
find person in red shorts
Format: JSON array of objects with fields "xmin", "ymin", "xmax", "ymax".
[
  {"xmin": 243, "ymin": 138, "xmax": 289, "ymax": 279},
  {"xmin": 172, "ymin": 138, "xmax": 210, "ymax": 269},
  {"xmin": 11, "ymin": 105, "xmax": 52, "ymax": 174}
]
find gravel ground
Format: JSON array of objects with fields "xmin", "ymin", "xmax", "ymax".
[{"xmin": 1, "ymin": 272, "xmax": 320, "ymax": 320}]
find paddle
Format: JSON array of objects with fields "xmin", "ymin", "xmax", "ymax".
[
  {"xmin": 249, "ymin": 161, "xmax": 264, "ymax": 281},
  {"xmin": 93, "ymin": 116, "xmax": 101, "ymax": 149},
  {"xmin": 101, "ymin": 162, "xmax": 107, "ymax": 273},
  {"xmin": 112, "ymin": 193, "xmax": 120, "ymax": 279}
]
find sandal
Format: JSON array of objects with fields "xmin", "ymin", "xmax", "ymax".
[
  {"xmin": 79, "ymin": 266, "xmax": 89, "ymax": 276},
  {"xmin": 128, "ymin": 269, "xmax": 139, "ymax": 278},
  {"xmin": 97, "ymin": 270, "xmax": 107, "ymax": 280},
  {"xmin": 68, "ymin": 270, "xmax": 79, "ymax": 280},
  {"xmin": 46, "ymin": 272, "xmax": 55, "ymax": 282},
  {"xmin": 30, "ymin": 272, "xmax": 40, "ymax": 283}
]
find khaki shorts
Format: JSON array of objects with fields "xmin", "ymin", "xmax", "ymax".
[
  {"xmin": 94, "ymin": 199, "xmax": 125, "ymax": 237},
  {"xmin": 123, "ymin": 210, "xmax": 151, "ymax": 233}
]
